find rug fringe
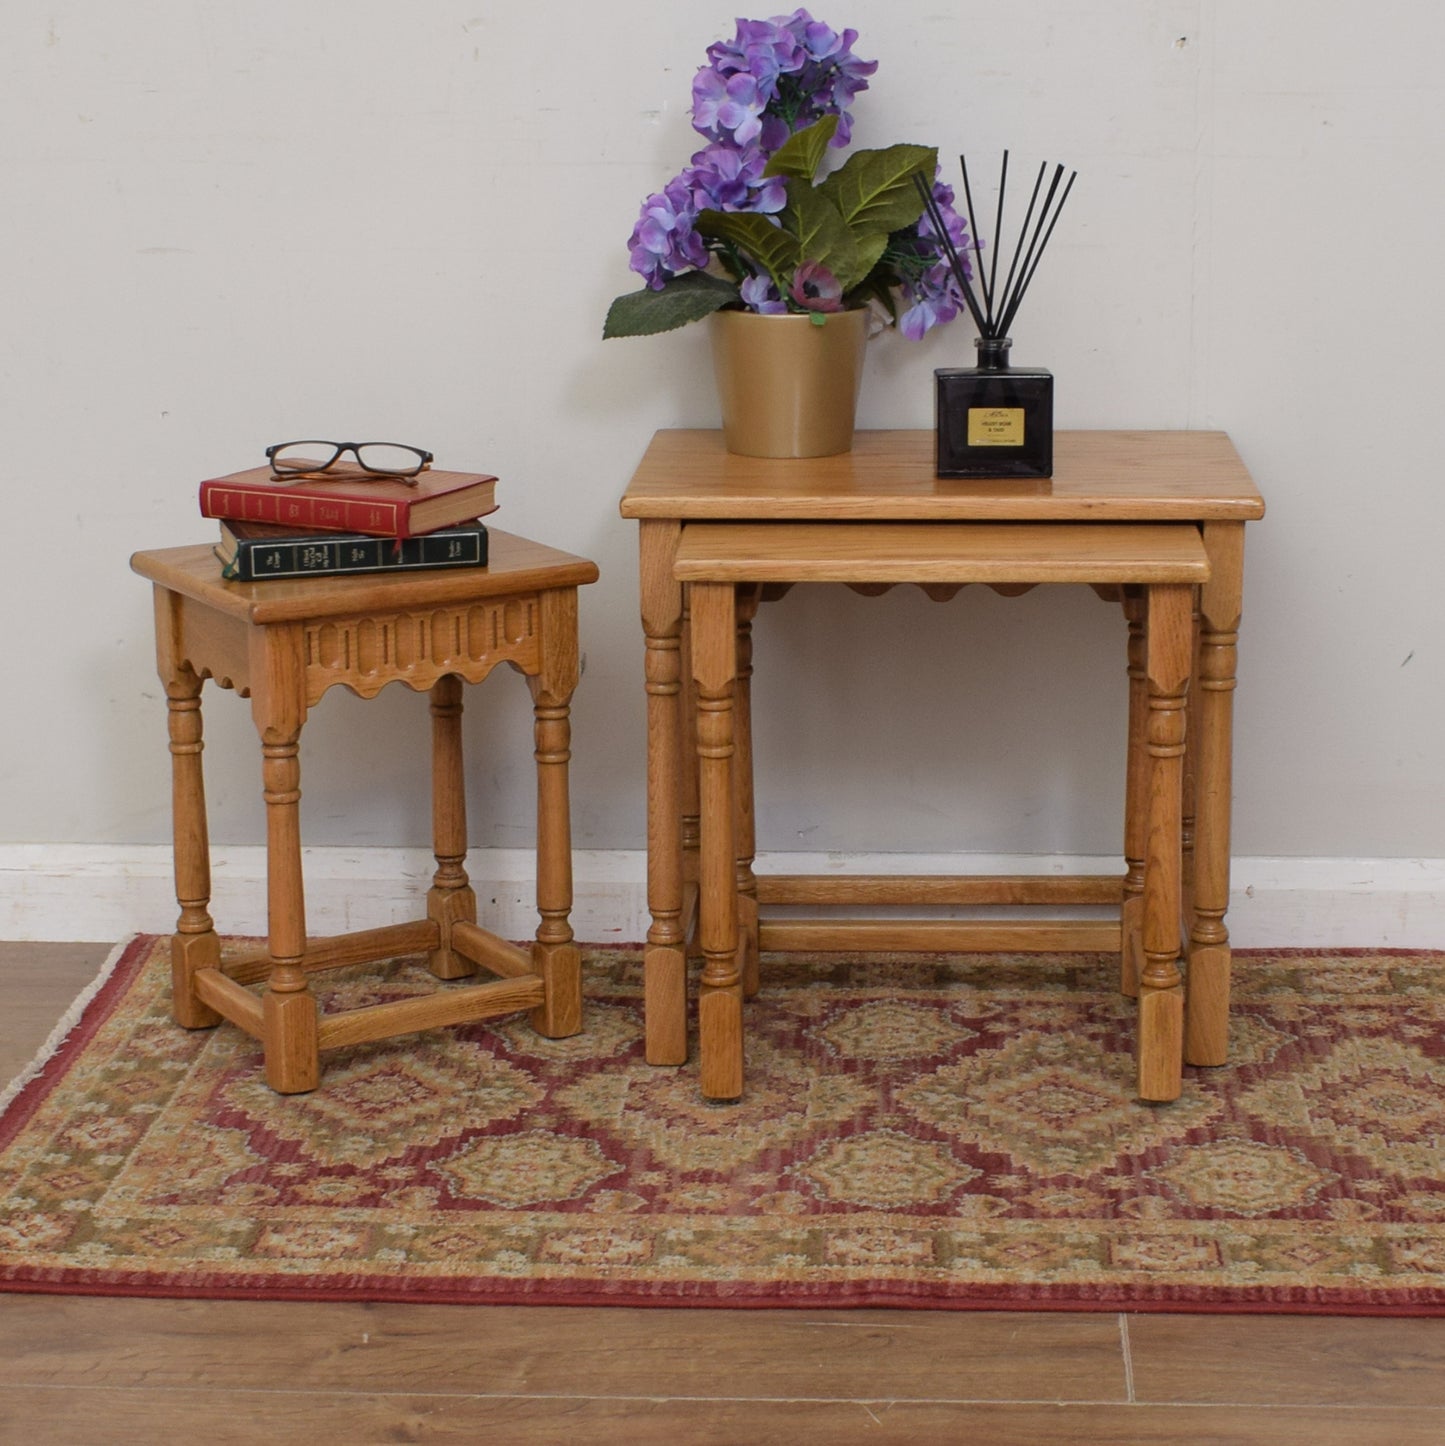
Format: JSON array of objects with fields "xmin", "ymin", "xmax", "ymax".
[{"xmin": 0, "ymin": 935, "xmax": 139, "ymax": 1115}]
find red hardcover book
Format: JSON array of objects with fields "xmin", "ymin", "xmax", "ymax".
[{"xmin": 198, "ymin": 463, "xmax": 498, "ymax": 540}]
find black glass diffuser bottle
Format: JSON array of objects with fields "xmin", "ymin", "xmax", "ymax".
[
  {"xmin": 915, "ymin": 154, "xmax": 1075, "ymax": 481},
  {"xmin": 935, "ymin": 336, "xmax": 1053, "ymax": 478}
]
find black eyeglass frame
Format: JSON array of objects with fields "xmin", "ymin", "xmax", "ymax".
[{"xmin": 265, "ymin": 441, "xmax": 435, "ymax": 481}]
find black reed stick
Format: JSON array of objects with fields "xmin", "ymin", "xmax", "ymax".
[
  {"xmin": 985, "ymin": 149, "xmax": 1008, "ymax": 332},
  {"xmin": 913, "ymin": 173, "xmax": 989, "ymax": 336},
  {"xmin": 998, "ymin": 163, "xmax": 1064, "ymax": 335},
  {"xmin": 996, "ymin": 169, "xmax": 1076, "ymax": 338},
  {"xmin": 994, "ymin": 161, "xmax": 1047, "ymax": 339},
  {"xmin": 956, "ymin": 152, "xmax": 991, "ymax": 331},
  {"xmin": 918, "ymin": 154, "xmax": 1076, "ymax": 343}
]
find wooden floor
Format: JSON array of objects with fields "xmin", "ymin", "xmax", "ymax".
[{"xmin": 3, "ymin": 943, "xmax": 1444, "ymax": 1445}]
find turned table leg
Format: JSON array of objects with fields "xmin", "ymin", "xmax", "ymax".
[
  {"xmin": 1181, "ymin": 596, "xmax": 1203, "ymax": 932},
  {"xmin": 681, "ymin": 600, "xmax": 701, "ymax": 935},
  {"xmin": 1187, "ymin": 522, "xmax": 1246, "ymax": 1067},
  {"xmin": 428, "ymin": 673, "xmax": 479, "ymax": 980},
  {"xmin": 691, "ymin": 580, "xmax": 744, "ymax": 1101},
  {"xmin": 1137, "ymin": 583, "xmax": 1192, "ymax": 1102},
  {"xmin": 640, "ymin": 521, "xmax": 689, "ymax": 1065},
  {"xmin": 254, "ymin": 629, "xmax": 318, "ymax": 1094},
  {"xmin": 735, "ymin": 586, "xmax": 761, "ymax": 999},
  {"xmin": 529, "ymin": 587, "xmax": 583, "ymax": 1039},
  {"xmin": 1119, "ymin": 588, "xmax": 1147, "ymax": 999},
  {"xmin": 163, "ymin": 661, "xmax": 222, "ymax": 1028}
]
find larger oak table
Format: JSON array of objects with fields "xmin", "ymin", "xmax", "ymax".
[{"xmin": 620, "ymin": 428, "xmax": 1264, "ymax": 1101}]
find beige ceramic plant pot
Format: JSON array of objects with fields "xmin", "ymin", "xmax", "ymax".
[{"xmin": 709, "ymin": 307, "xmax": 869, "ymax": 458}]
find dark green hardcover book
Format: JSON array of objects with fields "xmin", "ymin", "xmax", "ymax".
[{"xmin": 217, "ymin": 518, "xmax": 489, "ymax": 581}]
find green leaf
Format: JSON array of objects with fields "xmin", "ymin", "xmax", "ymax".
[
  {"xmin": 818, "ymin": 143, "xmax": 937, "ymax": 237},
  {"xmin": 785, "ymin": 182, "xmax": 862, "ymax": 291},
  {"xmin": 762, "ymin": 115, "xmax": 839, "ymax": 182},
  {"xmin": 602, "ymin": 271, "xmax": 740, "ymax": 338},
  {"xmin": 850, "ymin": 232, "xmax": 890, "ymax": 288},
  {"xmin": 695, "ymin": 210, "xmax": 799, "ymax": 292}
]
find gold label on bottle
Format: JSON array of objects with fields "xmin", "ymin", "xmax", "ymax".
[{"xmin": 967, "ymin": 407, "xmax": 1025, "ymax": 446}]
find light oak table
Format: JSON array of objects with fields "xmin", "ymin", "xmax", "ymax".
[
  {"xmin": 620, "ymin": 429, "xmax": 1265, "ymax": 1103},
  {"xmin": 131, "ymin": 531, "xmax": 598, "ymax": 1093}
]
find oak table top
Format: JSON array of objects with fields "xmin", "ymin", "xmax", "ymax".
[
  {"xmin": 619, "ymin": 428, "xmax": 1265, "ymax": 522},
  {"xmin": 130, "ymin": 530, "xmax": 600, "ymax": 625}
]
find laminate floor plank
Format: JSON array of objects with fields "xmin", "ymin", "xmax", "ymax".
[
  {"xmin": 2, "ymin": 1387, "xmax": 1443, "ymax": 1446},
  {"xmin": 0, "ymin": 941, "xmax": 113, "ymax": 1083},
  {"xmin": 1127, "ymin": 1311, "xmax": 1445, "ymax": 1407},
  {"xmin": 0, "ymin": 1296, "xmax": 1128, "ymax": 1403}
]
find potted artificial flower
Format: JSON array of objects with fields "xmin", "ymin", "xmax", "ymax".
[{"xmin": 604, "ymin": 9, "xmax": 971, "ymax": 457}]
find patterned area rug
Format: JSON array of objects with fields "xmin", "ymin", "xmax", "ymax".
[{"xmin": 4, "ymin": 935, "xmax": 1445, "ymax": 1313}]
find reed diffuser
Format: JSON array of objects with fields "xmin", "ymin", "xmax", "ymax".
[{"xmin": 916, "ymin": 154, "xmax": 1076, "ymax": 478}]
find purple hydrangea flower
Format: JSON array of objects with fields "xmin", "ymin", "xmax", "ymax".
[
  {"xmin": 917, "ymin": 178, "xmax": 971, "ymax": 257},
  {"xmin": 780, "ymin": 10, "xmax": 876, "ymax": 143},
  {"xmin": 797, "ymin": 14, "xmax": 848, "ymax": 59},
  {"xmin": 897, "ymin": 180, "xmax": 973, "ymax": 338},
  {"xmin": 740, "ymin": 273, "xmax": 789, "ymax": 313},
  {"xmin": 691, "ymin": 68, "xmax": 768, "ymax": 147},
  {"xmin": 627, "ymin": 176, "xmax": 710, "ymax": 289},
  {"xmin": 693, "ymin": 9, "xmax": 876, "ymax": 148},
  {"xmin": 898, "ymin": 281, "xmax": 961, "ymax": 340},
  {"xmin": 705, "ymin": 17, "xmax": 798, "ymax": 102},
  {"xmin": 684, "ymin": 143, "xmax": 787, "ymax": 214}
]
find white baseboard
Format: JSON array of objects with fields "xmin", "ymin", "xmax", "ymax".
[
  {"xmin": 0, "ymin": 845, "xmax": 649, "ymax": 947},
  {"xmin": 1, "ymin": 845, "xmax": 1442, "ymax": 948}
]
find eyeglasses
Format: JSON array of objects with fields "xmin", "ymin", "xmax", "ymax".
[{"xmin": 265, "ymin": 441, "xmax": 434, "ymax": 481}]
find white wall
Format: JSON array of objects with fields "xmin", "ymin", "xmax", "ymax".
[{"xmin": 3, "ymin": 3, "xmax": 1442, "ymax": 921}]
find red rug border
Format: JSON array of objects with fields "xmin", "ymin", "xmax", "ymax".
[
  {"xmin": 4, "ymin": 935, "xmax": 1445, "ymax": 1317},
  {"xmin": 0, "ymin": 934, "xmax": 155, "ymax": 1149},
  {"xmin": 6, "ymin": 1272, "xmax": 1445, "ymax": 1317}
]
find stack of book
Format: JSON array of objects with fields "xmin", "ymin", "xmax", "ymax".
[{"xmin": 199, "ymin": 463, "xmax": 499, "ymax": 581}]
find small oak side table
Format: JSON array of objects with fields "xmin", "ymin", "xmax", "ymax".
[
  {"xmin": 131, "ymin": 530, "xmax": 599, "ymax": 1093},
  {"xmin": 619, "ymin": 429, "xmax": 1265, "ymax": 1103}
]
